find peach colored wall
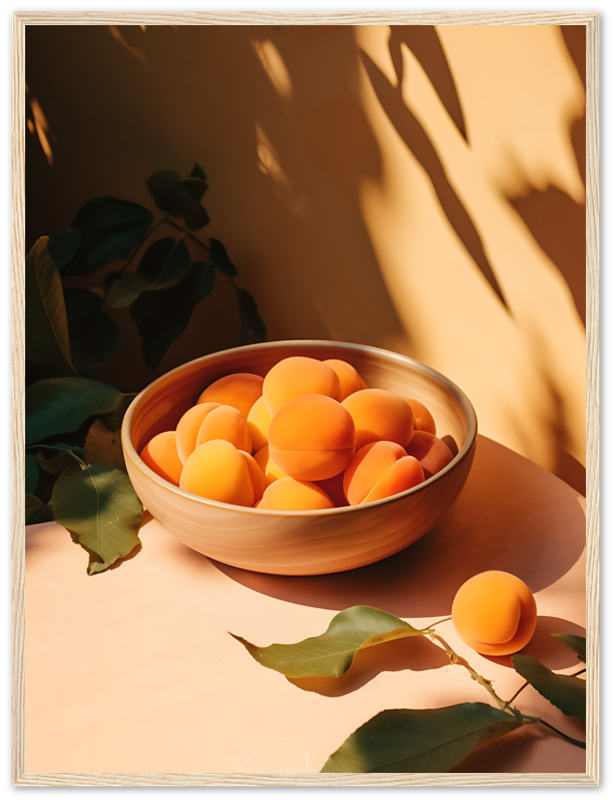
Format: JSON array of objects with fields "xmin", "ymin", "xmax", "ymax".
[{"xmin": 25, "ymin": 24, "xmax": 586, "ymax": 491}]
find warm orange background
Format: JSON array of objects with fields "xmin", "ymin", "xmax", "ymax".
[{"xmin": 25, "ymin": 24, "xmax": 586, "ymax": 490}]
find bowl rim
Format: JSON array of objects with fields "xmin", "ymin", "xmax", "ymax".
[{"xmin": 121, "ymin": 339, "xmax": 478, "ymax": 517}]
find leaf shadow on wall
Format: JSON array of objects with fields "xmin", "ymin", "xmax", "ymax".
[
  {"xmin": 506, "ymin": 26, "xmax": 586, "ymax": 328},
  {"xmin": 362, "ymin": 30, "xmax": 507, "ymax": 309}
]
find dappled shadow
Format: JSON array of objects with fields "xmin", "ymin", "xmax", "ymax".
[
  {"xmin": 360, "ymin": 47, "xmax": 506, "ymax": 308},
  {"xmin": 507, "ymin": 25, "xmax": 586, "ymax": 327}
]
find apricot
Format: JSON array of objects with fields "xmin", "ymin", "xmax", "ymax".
[
  {"xmin": 257, "ymin": 477, "xmax": 334, "ymax": 511},
  {"xmin": 254, "ymin": 444, "xmax": 289, "ymax": 486},
  {"xmin": 179, "ymin": 440, "xmax": 263, "ymax": 506},
  {"xmin": 405, "ymin": 431, "xmax": 454, "ymax": 479},
  {"xmin": 140, "ymin": 431, "xmax": 184, "ymax": 486},
  {"xmin": 343, "ymin": 440, "xmax": 424, "ymax": 505},
  {"xmin": 268, "ymin": 394, "xmax": 356, "ymax": 481},
  {"xmin": 195, "ymin": 404, "xmax": 252, "ymax": 452},
  {"xmin": 262, "ymin": 356, "xmax": 340, "ymax": 416},
  {"xmin": 323, "ymin": 358, "xmax": 368, "ymax": 402},
  {"xmin": 197, "ymin": 372, "xmax": 263, "ymax": 419},
  {"xmin": 341, "ymin": 388, "xmax": 414, "ymax": 451},
  {"xmin": 441, "ymin": 434, "xmax": 459, "ymax": 458},
  {"xmin": 247, "ymin": 395, "xmax": 273, "ymax": 453},
  {"xmin": 451, "ymin": 571, "xmax": 537, "ymax": 656},
  {"xmin": 175, "ymin": 402, "xmax": 221, "ymax": 464},
  {"xmin": 408, "ymin": 398, "xmax": 437, "ymax": 435}
]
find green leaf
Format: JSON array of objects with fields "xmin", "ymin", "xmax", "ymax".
[
  {"xmin": 26, "ymin": 494, "xmax": 53, "ymax": 525},
  {"xmin": 512, "ymin": 655, "xmax": 586, "ymax": 719},
  {"xmin": 180, "ymin": 191, "xmax": 209, "ymax": 230},
  {"xmin": 26, "ymin": 377, "xmax": 125, "ymax": 445},
  {"xmin": 51, "ymin": 463, "xmax": 143, "ymax": 575},
  {"xmin": 232, "ymin": 606, "xmax": 427, "ymax": 679},
  {"xmin": 84, "ymin": 419, "xmax": 126, "ymax": 472},
  {"xmin": 321, "ymin": 703, "xmax": 524, "ymax": 773},
  {"xmin": 209, "ymin": 238, "xmax": 237, "ymax": 276},
  {"xmin": 34, "ymin": 444, "xmax": 82, "ymax": 476},
  {"xmin": 62, "ymin": 197, "xmax": 154, "ymax": 275},
  {"xmin": 146, "ymin": 167, "xmax": 208, "ymax": 226},
  {"xmin": 146, "ymin": 170, "xmax": 184, "ymax": 217},
  {"xmin": 25, "ymin": 237, "xmax": 75, "ymax": 374},
  {"xmin": 105, "ymin": 238, "xmax": 192, "ymax": 309},
  {"xmin": 25, "ymin": 454, "xmax": 40, "ymax": 494},
  {"xmin": 47, "ymin": 227, "xmax": 81, "ymax": 270},
  {"xmin": 238, "ymin": 288, "xmax": 266, "ymax": 345},
  {"xmin": 131, "ymin": 262, "xmax": 216, "ymax": 371},
  {"xmin": 64, "ymin": 287, "xmax": 121, "ymax": 369},
  {"xmin": 552, "ymin": 633, "xmax": 586, "ymax": 663}
]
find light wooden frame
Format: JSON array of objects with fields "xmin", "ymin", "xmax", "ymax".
[{"xmin": 11, "ymin": 11, "xmax": 600, "ymax": 787}]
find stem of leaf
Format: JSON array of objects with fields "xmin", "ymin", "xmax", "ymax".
[
  {"xmin": 504, "ymin": 681, "xmax": 529, "ymax": 709},
  {"xmin": 428, "ymin": 631, "xmax": 509, "ymax": 712},
  {"xmin": 160, "ymin": 217, "xmax": 211, "ymax": 255},
  {"xmin": 26, "ymin": 444, "xmax": 88, "ymax": 470},
  {"xmin": 118, "ymin": 220, "xmax": 165, "ymax": 276},
  {"xmin": 521, "ymin": 715, "xmax": 586, "ymax": 750}
]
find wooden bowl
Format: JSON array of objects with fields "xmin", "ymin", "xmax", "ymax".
[{"xmin": 121, "ymin": 341, "xmax": 477, "ymax": 575}]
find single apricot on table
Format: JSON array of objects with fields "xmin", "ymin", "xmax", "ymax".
[
  {"xmin": 179, "ymin": 439, "xmax": 263, "ymax": 507},
  {"xmin": 257, "ymin": 477, "xmax": 334, "ymax": 511},
  {"xmin": 262, "ymin": 356, "xmax": 340, "ymax": 416},
  {"xmin": 343, "ymin": 440, "xmax": 425, "ymax": 505},
  {"xmin": 268, "ymin": 393, "xmax": 356, "ymax": 481},
  {"xmin": 451, "ymin": 571, "xmax": 537, "ymax": 656},
  {"xmin": 342, "ymin": 388, "xmax": 414, "ymax": 451},
  {"xmin": 140, "ymin": 430, "xmax": 184, "ymax": 486},
  {"xmin": 197, "ymin": 372, "xmax": 263, "ymax": 419}
]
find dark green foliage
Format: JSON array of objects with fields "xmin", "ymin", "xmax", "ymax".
[{"xmin": 25, "ymin": 161, "xmax": 264, "ymax": 574}]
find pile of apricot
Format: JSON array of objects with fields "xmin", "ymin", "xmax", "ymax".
[{"xmin": 139, "ymin": 355, "xmax": 458, "ymax": 511}]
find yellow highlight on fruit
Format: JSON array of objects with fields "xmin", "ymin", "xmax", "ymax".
[{"xmin": 451, "ymin": 570, "xmax": 537, "ymax": 656}]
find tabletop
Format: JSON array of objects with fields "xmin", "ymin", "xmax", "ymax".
[{"xmin": 24, "ymin": 434, "xmax": 587, "ymax": 779}]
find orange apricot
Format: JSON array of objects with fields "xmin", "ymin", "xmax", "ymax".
[
  {"xmin": 179, "ymin": 440, "xmax": 262, "ymax": 507},
  {"xmin": 196, "ymin": 404, "xmax": 252, "ymax": 452},
  {"xmin": 175, "ymin": 402, "xmax": 221, "ymax": 464},
  {"xmin": 268, "ymin": 394, "xmax": 355, "ymax": 481},
  {"xmin": 323, "ymin": 358, "xmax": 368, "ymax": 402},
  {"xmin": 254, "ymin": 444, "xmax": 289, "ymax": 486},
  {"xmin": 247, "ymin": 395, "xmax": 272, "ymax": 452},
  {"xmin": 343, "ymin": 440, "xmax": 424, "ymax": 505},
  {"xmin": 407, "ymin": 398, "xmax": 437, "ymax": 435},
  {"xmin": 341, "ymin": 388, "xmax": 414, "ymax": 451},
  {"xmin": 262, "ymin": 356, "xmax": 340, "ymax": 416},
  {"xmin": 257, "ymin": 477, "xmax": 334, "ymax": 511},
  {"xmin": 140, "ymin": 431, "xmax": 184, "ymax": 486},
  {"xmin": 197, "ymin": 372, "xmax": 263, "ymax": 419},
  {"xmin": 405, "ymin": 431, "xmax": 454, "ymax": 479},
  {"xmin": 451, "ymin": 571, "xmax": 537, "ymax": 656}
]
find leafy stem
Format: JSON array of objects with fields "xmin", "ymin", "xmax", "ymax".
[
  {"xmin": 428, "ymin": 631, "xmax": 509, "ymax": 712},
  {"xmin": 521, "ymin": 714, "xmax": 586, "ymax": 750},
  {"xmin": 26, "ymin": 443, "xmax": 89, "ymax": 470},
  {"xmin": 118, "ymin": 219, "xmax": 165, "ymax": 276},
  {"xmin": 159, "ymin": 216, "xmax": 211, "ymax": 255}
]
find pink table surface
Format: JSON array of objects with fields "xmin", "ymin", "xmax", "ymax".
[{"xmin": 25, "ymin": 435, "xmax": 587, "ymax": 776}]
